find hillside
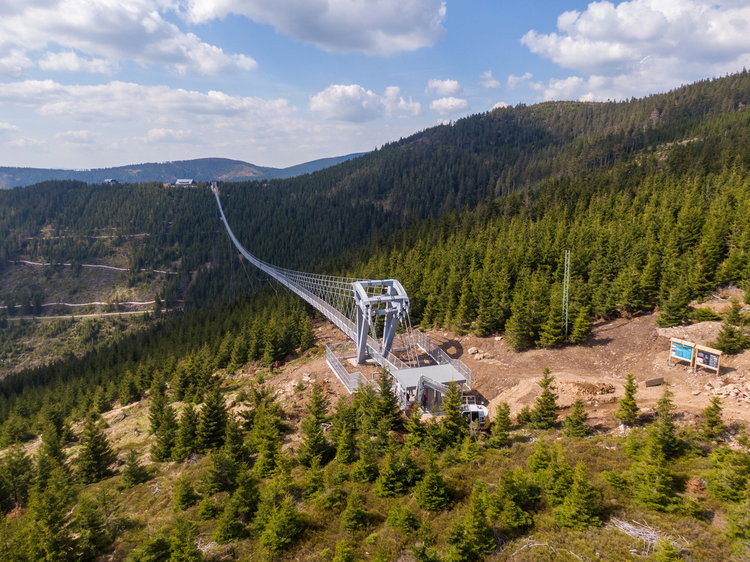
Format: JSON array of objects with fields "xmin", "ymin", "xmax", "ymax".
[
  {"xmin": 2, "ymin": 73, "xmax": 750, "ymax": 560},
  {"xmin": 0, "ymin": 153, "xmax": 363, "ymax": 189}
]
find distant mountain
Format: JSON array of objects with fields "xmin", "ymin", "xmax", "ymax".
[{"xmin": 0, "ymin": 153, "xmax": 364, "ymax": 189}]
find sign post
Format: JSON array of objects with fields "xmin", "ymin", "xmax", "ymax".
[
  {"xmin": 669, "ymin": 337, "xmax": 696, "ymax": 369},
  {"xmin": 695, "ymin": 344, "xmax": 722, "ymax": 375}
]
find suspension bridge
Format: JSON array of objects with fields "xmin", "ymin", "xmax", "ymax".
[{"xmin": 211, "ymin": 183, "xmax": 473, "ymax": 411}]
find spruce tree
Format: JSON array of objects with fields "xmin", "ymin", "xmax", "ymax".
[
  {"xmin": 148, "ymin": 379, "xmax": 167, "ymax": 435},
  {"xmin": 169, "ymin": 518, "xmax": 203, "ymax": 561},
  {"xmin": 614, "ymin": 373, "xmax": 639, "ymax": 427},
  {"xmin": 530, "ymin": 368, "xmax": 558, "ymax": 429},
  {"xmin": 553, "ymin": 462, "xmax": 601, "ymax": 528},
  {"xmin": 74, "ymin": 494, "xmax": 115, "ymax": 560},
  {"xmin": 448, "ymin": 483, "xmax": 495, "ymax": 559},
  {"xmin": 27, "ymin": 464, "xmax": 75, "ymax": 561},
  {"xmin": 538, "ymin": 294, "xmax": 564, "ymax": 348},
  {"xmin": 250, "ymin": 402, "xmax": 282, "ymax": 478},
  {"xmin": 172, "ymin": 476, "xmax": 199, "ymax": 512},
  {"xmin": 711, "ymin": 304, "xmax": 749, "ymax": 354},
  {"xmin": 335, "ymin": 420, "xmax": 356, "ymax": 464},
  {"xmin": 259, "ymin": 496, "xmax": 303, "ymax": 553},
  {"xmin": 213, "ymin": 494, "xmax": 247, "ymax": 543},
  {"xmin": 567, "ymin": 306, "xmax": 592, "ymax": 344},
  {"xmin": 562, "ymin": 398, "xmax": 590, "ymax": 438},
  {"xmin": 700, "ymin": 396, "xmax": 726, "ymax": 442},
  {"xmin": 404, "ymin": 407, "xmax": 426, "ymax": 449},
  {"xmin": 414, "ymin": 458, "xmax": 451, "ymax": 511},
  {"xmin": 298, "ymin": 314, "xmax": 315, "ymax": 351},
  {"xmin": 77, "ymin": 413, "xmax": 117, "ymax": 484},
  {"xmin": 441, "ymin": 382, "xmax": 467, "ymax": 444},
  {"xmin": 375, "ymin": 448, "xmax": 422, "ymax": 497},
  {"xmin": 657, "ymin": 283, "xmax": 692, "ymax": 327},
  {"xmin": 197, "ymin": 386, "xmax": 228, "ymax": 452},
  {"xmin": 487, "ymin": 402, "xmax": 512, "ymax": 448},
  {"xmin": 118, "ymin": 372, "xmax": 140, "ymax": 406},
  {"xmin": 151, "ymin": 404, "xmax": 177, "ymax": 462},
  {"xmin": 350, "ymin": 435, "xmax": 379, "ymax": 483},
  {"xmin": 199, "ymin": 450, "xmax": 239, "ymax": 495},
  {"xmin": 0, "ymin": 446, "xmax": 33, "ymax": 509},
  {"xmin": 121, "ymin": 450, "xmax": 150, "ymax": 488},
  {"xmin": 340, "ymin": 492, "xmax": 368, "ymax": 532},
  {"xmin": 649, "ymin": 387, "xmax": 681, "ymax": 460},
  {"xmin": 376, "ymin": 370, "xmax": 404, "ymax": 432},
  {"xmin": 297, "ymin": 384, "xmax": 332, "ymax": 467},
  {"xmin": 172, "ymin": 404, "xmax": 199, "ymax": 461}
]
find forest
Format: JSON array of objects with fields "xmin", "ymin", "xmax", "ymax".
[{"xmin": 0, "ymin": 72, "xmax": 750, "ymax": 560}]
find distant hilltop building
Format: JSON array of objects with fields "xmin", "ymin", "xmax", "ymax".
[
  {"xmin": 173, "ymin": 178, "xmax": 194, "ymax": 186},
  {"xmin": 102, "ymin": 178, "xmax": 119, "ymax": 184}
]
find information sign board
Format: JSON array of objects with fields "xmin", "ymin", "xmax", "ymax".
[
  {"xmin": 669, "ymin": 338, "xmax": 695, "ymax": 365},
  {"xmin": 695, "ymin": 344, "xmax": 722, "ymax": 373}
]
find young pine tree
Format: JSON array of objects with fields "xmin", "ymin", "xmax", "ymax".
[
  {"xmin": 340, "ymin": 492, "xmax": 368, "ymax": 532},
  {"xmin": 537, "ymin": 294, "xmax": 564, "ymax": 348},
  {"xmin": 150, "ymin": 404, "xmax": 177, "ymax": 462},
  {"xmin": 121, "ymin": 450, "xmax": 150, "ymax": 488},
  {"xmin": 614, "ymin": 373, "xmax": 639, "ymax": 427},
  {"xmin": 552, "ymin": 462, "xmax": 601, "ymax": 528},
  {"xmin": 441, "ymin": 382, "xmax": 468, "ymax": 445},
  {"xmin": 172, "ymin": 403, "xmax": 199, "ymax": 462},
  {"xmin": 259, "ymin": 496, "xmax": 303, "ymax": 553},
  {"xmin": 530, "ymin": 368, "xmax": 558, "ymax": 430},
  {"xmin": 76, "ymin": 413, "xmax": 117, "ymax": 484},
  {"xmin": 414, "ymin": 457, "xmax": 451, "ymax": 511},
  {"xmin": 487, "ymin": 402, "xmax": 512, "ymax": 448},
  {"xmin": 562, "ymin": 398, "xmax": 590, "ymax": 438},
  {"xmin": 27, "ymin": 464, "xmax": 75, "ymax": 561},
  {"xmin": 172, "ymin": 476, "xmax": 199, "ymax": 512},
  {"xmin": 375, "ymin": 370, "xmax": 404, "ymax": 432},
  {"xmin": 567, "ymin": 306, "xmax": 592, "ymax": 344},
  {"xmin": 297, "ymin": 384, "xmax": 332, "ymax": 467},
  {"xmin": 197, "ymin": 386, "xmax": 228, "ymax": 452},
  {"xmin": 700, "ymin": 396, "xmax": 726, "ymax": 442}
]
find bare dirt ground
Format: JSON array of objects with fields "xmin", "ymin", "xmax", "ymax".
[{"xmin": 265, "ymin": 312, "xmax": 750, "ymax": 431}]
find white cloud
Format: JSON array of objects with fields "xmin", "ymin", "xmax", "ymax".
[
  {"xmin": 39, "ymin": 52, "xmax": 115, "ymax": 74},
  {"xmin": 480, "ymin": 71, "xmax": 501, "ymax": 89},
  {"xmin": 0, "ymin": 122, "xmax": 18, "ymax": 132},
  {"xmin": 0, "ymin": 48, "xmax": 33, "ymax": 77},
  {"xmin": 56, "ymin": 129, "xmax": 95, "ymax": 143},
  {"xmin": 426, "ymin": 79, "xmax": 462, "ymax": 96},
  {"xmin": 492, "ymin": 101, "xmax": 510, "ymax": 110},
  {"xmin": 507, "ymin": 72, "xmax": 533, "ymax": 89},
  {"xmin": 185, "ymin": 0, "xmax": 447, "ymax": 56},
  {"xmin": 310, "ymin": 84, "xmax": 420, "ymax": 122},
  {"xmin": 523, "ymin": 0, "xmax": 750, "ymax": 100},
  {"xmin": 0, "ymin": 0, "xmax": 256, "ymax": 76},
  {"xmin": 430, "ymin": 96, "xmax": 469, "ymax": 115},
  {"xmin": 137, "ymin": 128, "xmax": 194, "ymax": 144}
]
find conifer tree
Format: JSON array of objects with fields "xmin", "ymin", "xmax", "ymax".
[
  {"xmin": 563, "ymin": 398, "xmax": 590, "ymax": 438},
  {"xmin": 172, "ymin": 476, "xmax": 199, "ymax": 512},
  {"xmin": 386, "ymin": 504, "xmax": 419, "ymax": 532},
  {"xmin": 169, "ymin": 518, "xmax": 203, "ymax": 561},
  {"xmin": 711, "ymin": 304, "xmax": 750, "ymax": 354},
  {"xmin": 375, "ymin": 448, "xmax": 422, "ymax": 497},
  {"xmin": 340, "ymin": 492, "xmax": 368, "ymax": 532},
  {"xmin": 487, "ymin": 402, "xmax": 512, "ymax": 448},
  {"xmin": 27, "ymin": 464, "xmax": 75, "ymax": 561},
  {"xmin": 630, "ymin": 444, "xmax": 677, "ymax": 511},
  {"xmin": 350, "ymin": 435, "xmax": 379, "ymax": 483},
  {"xmin": 77, "ymin": 413, "xmax": 117, "ymax": 484},
  {"xmin": 567, "ymin": 306, "xmax": 592, "ymax": 344},
  {"xmin": 0, "ymin": 446, "xmax": 32, "ymax": 509},
  {"xmin": 197, "ymin": 386, "xmax": 228, "ymax": 452},
  {"xmin": 649, "ymin": 387, "xmax": 681, "ymax": 460},
  {"xmin": 700, "ymin": 396, "xmax": 726, "ymax": 442},
  {"xmin": 447, "ymin": 483, "xmax": 495, "ymax": 559},
  {"xmin": 298, "ymin": 313, "xmax": 315, "ymax": 351},
  {"xmin": 553, "ymin": 462, "xmax": 601, "ymax": 528},
  {"xmin": 213, "ymin": 494, "xmax": 246, "ymax": 543},
  {"xmin": 543, "ymin": 447, "xmax": 575, "ymax": 506},
  {"xmin": 404, "ymin": 407, "xmax": 426, "ymax": 449},
  {"xmin": 151, "ymin": 404, "xmax": 177, "ymax": 462},
  {"xmin": 335, "ymin": 420, "xmax": 356, "ymax": 464},
  {"xmin": 172, "ymin": 403, "xmax": 199, "ymax": 461},
  {"xmin": 259, "ymin": 496, "xmax": 303, "ymax": 553},
  {"xmin": 441, "ymin": 381, "xmax": 467, "ymax": 444},
  {"xmin": 614, "ymin": 373, "xmax": 639, "ymax": 427},
  {"xmin": 118, "ymin": 371, "xmax": 140, "ymax": 406},
  {"xmin": 458, "ymin": 434, "xmax": 481, "ymax": 464},
  {"xmin": 200, "ymin": 450, "xmax": 239, "ymax": 495},
  {"xmin": 657, "ymin": 283, "xmax": 692, "ymax": 327},
  {"xmin": 223, "ymin": 415, "xmax": 246, "ymax": 464},
  {"xmin": 227, "ymin": 329, "xmax": 249, "ymax": 373},
  {"xmin": 250, "ymin": 402, "xmax": 283, "ymax": 478},
  {"xmin": 148, "ymin": 379, "xmax": 167, "ymax": 435},
  {"xmin": 332, "ymin": 540, "xmax": 357, "ymax": 562},
  {"xmin": 302, "ymin": 457, "xmax": 324, "ymax": 499},
  {"xmin": 530, "ymin": 368, "xmax": 558, "ymax": 429},
  {"xmin": 121, "ymin": 450, "xmax": 149, "ymax": 488},
  {"xmin": 297, "ymin": 384, "xmax": 332, "ymax": 467},
  {"xmin": 376, "ymin": 370, "xmax": 404, "ymax": 432},
  {"xmin": 74, "ymin": 494, "xmax": 115, "ymax": 560},
  {"xmin": 414, "ymin": 457, "xmax": 451, "ymax": 511},
  {"xmin": 538, "ymin": 293, "xmax": 564, "ymax": 348}
]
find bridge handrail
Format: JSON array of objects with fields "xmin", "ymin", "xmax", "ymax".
[
  {"xmin": 326, "ymin": 345, "xmax": 361, "ymax": 393},
  {"xmin": 411, "ymin": 329, "xmax": 472, "ymax": 388}
]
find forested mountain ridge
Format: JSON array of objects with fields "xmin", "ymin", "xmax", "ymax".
[
  {"xmin": 0, "ymin": 153, "xmax": 364, "ymax": 189},
  {"xmin": 1, "ymin": 73, "xmax": 750, "ymax": 560}
]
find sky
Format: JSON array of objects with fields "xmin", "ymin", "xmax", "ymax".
[{"xmin": 2, "ymin": 1, "xmax": 750, "ymax": 170}]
